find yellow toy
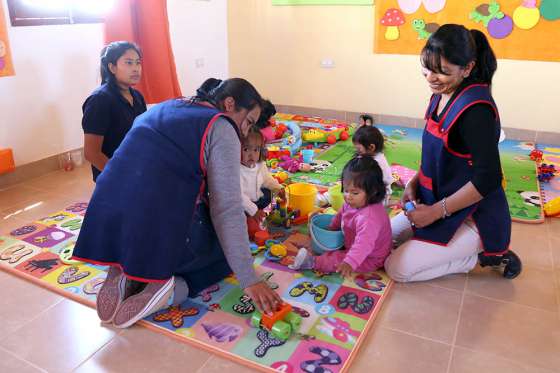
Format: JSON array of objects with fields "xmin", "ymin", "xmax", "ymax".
[{"xmin": 544, "ymin": 197, "xmax": 560, "ymax": 217}]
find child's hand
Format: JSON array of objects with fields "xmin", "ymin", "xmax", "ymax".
[
  {"xmin": 254, "ymin": 209, "xmax": 267, "ymax": 221},
  {"xmin": 336, "ymin": 262, "xmax": 353, "ymax": 279}
]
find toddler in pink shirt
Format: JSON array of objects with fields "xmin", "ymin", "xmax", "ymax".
[{"xmin": 290, "ymin": 156, "xmax": 392, "ymax": 277}]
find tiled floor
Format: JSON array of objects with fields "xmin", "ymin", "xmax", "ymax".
[{"xmin": 1, "ymin": 165, "xmax": 559, "ymax": 373}]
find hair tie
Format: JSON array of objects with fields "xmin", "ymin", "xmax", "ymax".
[{"xmin": 209, "ymin": 80, "xmax": 224, "ymax": 96}]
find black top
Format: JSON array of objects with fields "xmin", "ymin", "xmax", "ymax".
[
  {"xmin": 432, "ymin": 82, "xmax": 502, "ymax": 197},
  {"xmin": 82, "ymin": 82, "xmax": 147, "ymax": 181}
]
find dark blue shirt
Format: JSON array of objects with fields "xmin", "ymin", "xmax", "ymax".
[{"xmin": 82, "ymin": 82, "xmax": 147, "ymax": 181}]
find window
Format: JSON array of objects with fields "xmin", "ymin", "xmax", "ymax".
[{"xmin": 7, "ymin": 0, "xmax": 115, "ymax": 27}]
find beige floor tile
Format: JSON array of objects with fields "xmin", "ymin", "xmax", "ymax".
[
  {"xmin": 1, "ymin": 194, "xmax": 76, "ymax": 223},
  {"xmin": 0, "ymin": 347, "xmax": 45, "ymax": 373},
  {"xmin": 551, "ymin": 236, "xmax": 560, "ymax": 269},
  {"xmin": 547, "ymin": 218, "xmax": 560, "ymax": 238},
  {"xmin": 426, "ymin": 273, "xmax": 467, "ymax": 292},
  {"xmin": 466, "ymin": 265, "xmax": 558, "ymax": 312},
  {"xmin": 510, "ymin": 223, "xmax": 553, "ymax": 270},
  {"xmin": 74, "ymin": 326, "xmax": 211, "ymax": 373},
  {"xmin": 196, "ymin": 356, "xmax": 259, "ymax": 373},
  {"xmin": 351, "ymin": 326, "xmax": 451, "ymax": 373},
  {"xmin": 0, "ymin": 270, "xmax": 63, "ymax": 337},
  {"xmin": 0, "ymin": 299, "xmax": 117, "ymax": 372},
  {"xmin": 455, "ymin": 294, "xmax": 560, "ymax": 371},
  {"xmin": 378, "ymin": 282, "xmax": 463, "ymax": 344},
  {"xmin": 0, "ymin": 185, "xmax": 44, "ymax": 211},
  {"xmin": 0, "ymin": 215, "xmax": 28, "ymax": 234},
  {"xmin": 449, "ymin": 346, "xmax": 556, "ymax": 373},
  {"xmin": 24, "ymin": 167, "xmax": 91, "ymax": 192}
]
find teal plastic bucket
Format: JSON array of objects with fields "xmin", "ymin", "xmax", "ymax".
[{"xmin": 309, "ymin": 214, "xmax": 344, "ymax": 255}]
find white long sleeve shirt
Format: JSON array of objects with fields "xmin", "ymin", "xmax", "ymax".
[{"xmin": 240, "ymin": 162, "xmax": 283, "ymax": 216}]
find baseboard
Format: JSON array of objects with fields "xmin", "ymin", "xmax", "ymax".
[
  {"xmin": 0, "ymin": 148, "xmax": 84, "ymax": 190},
  {"xmin": 276, "ymin": 104, "xmax": 556, "ymax": 145}
]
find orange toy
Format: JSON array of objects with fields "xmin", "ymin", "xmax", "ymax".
[
  {"xmin": 254, "ymin": 230, "xmax": 270, "ymax": 246},
  {"xmin": 250, "ymin": 302, "xmax": 302, "ymax": 341},
  {"xmin": 0, "ymin": 148, "xmax": 15, "ymax": 174}
]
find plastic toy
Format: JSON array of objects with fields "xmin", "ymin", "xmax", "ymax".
[
  {"xmin": 544, "ymin": 197, "xmax": 560, "ymax": 217},
  {"xmin": 538, "ymin": 163, "xmax": 556, "ymax": 182},
  {"xmin": 302, "ymin": 127, "xmax": 349, "ymax": 145},
  {"xmin": 266, "ymin": 146, "xmax": 291, "ymax": 161},
  {"xmin": 273, "ymin": 171, "xmax": 289, "ymax": 184},
  {"xmin": 266, "ymin": 196, "xmax": 300, "ymax": 228},
  {"xmin": 530, "ymin": 149, "xmax": 543, "ymax": 162},
  {"xmin": 250, "ymin": 302, "xmax": 302, "ymax": 341},
  {"xmin": 403, "ymin": 201, "xmax": 416, "ymax": 212},
  {"xmin": 264, "ymin": 241, "xmax": 287, "ymax": 262}
]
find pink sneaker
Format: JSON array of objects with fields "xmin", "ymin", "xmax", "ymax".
[
  {"xmin": 112, "ymin": 277, "xmax": 174, "ymax": 329},
  {"xmin": 96, "ymin": 266, "xmax": 126, "ymax": 323}
]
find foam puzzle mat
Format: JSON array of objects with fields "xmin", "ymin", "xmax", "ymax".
[
  {"xmin": 536, "ymin": 143, "xmax": 560, "ymax": 217},
  {"xmin": 282, "ymin": 115, "xmax": 543, "ymax": 223},
  {"xmin": 0, "ymin": 202, "xmax": 393, "ymax": 373}
]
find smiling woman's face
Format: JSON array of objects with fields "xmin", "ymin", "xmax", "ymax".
[{"xmin": 421, "ymin": 56, "xmax": 474, "ymax": 96}]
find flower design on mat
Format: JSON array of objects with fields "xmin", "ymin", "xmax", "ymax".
[{"xmin": 152, "ymin": 305, "xmax": 199, "ymax": 328}]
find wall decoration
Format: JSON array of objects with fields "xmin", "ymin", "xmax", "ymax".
[
  {"xmin": 374, "ymin": 0, "xmax": 560, "ymax": 62},
  {"xmin": 0, "ymin": 1, "xmax": 15, "ymax": 77}
]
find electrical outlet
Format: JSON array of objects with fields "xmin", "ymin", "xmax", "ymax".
[
  {"xmin": 320, "ymin": 59, "xmax": 335, "ymax": 68},
  {"xmin": 195, "ymin": 58, "xmax": 205, "ymax": 68}
]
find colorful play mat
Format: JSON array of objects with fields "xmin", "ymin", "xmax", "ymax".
[
  {"xmin": 0, "ymin": 202, "xmax": 393, "ymax": 373},
  {"xmin": 278, "ymin": 114, "xmax": 544, "ymax": 223}
]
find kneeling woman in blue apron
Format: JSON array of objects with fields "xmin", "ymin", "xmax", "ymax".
[
  {"xmin": 73, "ymin": 78, "xmax": 282, "ymax": 328},
  {"xmin": 385, "ymin": 24, "xmax": 522, "ymax": 282}
]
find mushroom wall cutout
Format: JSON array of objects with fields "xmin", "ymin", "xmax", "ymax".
[
  {"xmin": 540, "ymin": 0, "xmax": 560, "ymax": 20},
  {"xmin": 380, "ymin": 8, "xmax": 405, "ymax": 41},
  {"xmin": 513, "ymin": 0, "xmax": 541, "ymax": 29}
]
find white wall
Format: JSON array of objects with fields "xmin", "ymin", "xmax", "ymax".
[
  {"xmin": 0, "ymin": 0, "xmax": 104, "ymax": 166},
  {"xmin": 168, "ymin": 0, "xmax": 229, "ymax": 97},
  {"xmin": 0, "ymin": 0, "xmax": 229, "ymax": 167}
]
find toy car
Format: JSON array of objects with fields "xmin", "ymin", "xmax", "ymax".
[{"xmin": 250, "ymin": 302, "xmax": 302, "ymax": 341}]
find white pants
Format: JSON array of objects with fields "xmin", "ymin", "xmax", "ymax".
[{"xmin": 384, "ymin": 212, "xmax": 480, "ymax": 282}]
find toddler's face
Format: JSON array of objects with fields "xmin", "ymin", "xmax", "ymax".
[
  {"xmin": 353, "ymin": 143, "xmax": 375, "ymax": 156},
  {"xmin": 242, "ymin": 138, "xmax": 261, "ymax": 168},
  {"xmin": 343, "ymin": 182, "xmax": 367, "ymax": 209}
]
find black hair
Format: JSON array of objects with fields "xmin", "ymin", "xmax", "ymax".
[
  {"xmin": 421, "ymin": 24, "xmax": 497, "ymax": 85},
  {"xmin": 359, "ymin": 114, "xmax": 374, "ymax": 126},
  {"xmin": 192, "ymin": 77, "xmax": 262, "ymax": 112},
  {"xmin": 255, "ymin": 99, "xmax": 277, "ymax": 129},
  {"xmin": 241, "ymin": 125, "xmax": 267, "ymax": 162},
  {"xmin": 341, "ymin": 156, "xmax": 386, "ymax": 205},
  {"xmin": 352, "ymin": 125, "xmax": 384, "ymax": 154},
  {"xmin": 100, "ymin": 41, "xmax": 142, "ymax": 85}
]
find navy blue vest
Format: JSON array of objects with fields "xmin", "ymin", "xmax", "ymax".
[
  {"xmin": 414, "ymin": 84, "xmax": 511, "ymax": 255},
  {"xmin": 73, "ymin": 100, "xmax": 238, "ymax": 280}
]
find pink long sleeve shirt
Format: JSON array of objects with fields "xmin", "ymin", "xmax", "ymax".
[{"xmin": 328, "ymin": 202, "xmax": 392, "ymax": 272}]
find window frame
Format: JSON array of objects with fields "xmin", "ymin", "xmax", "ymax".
[{"xmin": 7, "ymin": 0, "xmax": 105, "ymax": 27}]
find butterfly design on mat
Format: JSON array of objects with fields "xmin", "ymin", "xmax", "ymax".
[{"xmin": 398, "ymin": 0, "xmax": 446, "ymax": 14}]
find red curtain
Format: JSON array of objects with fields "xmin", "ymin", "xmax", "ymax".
[{"xmin": 104, "ymin": 0, "xmax": 182, "ymax": 103}]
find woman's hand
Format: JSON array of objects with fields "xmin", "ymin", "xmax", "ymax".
[
  {"xmin": 244, "ymin": 281, "xmax": 283, "ymax": 315},
  {"xmin": 402, "ymin": 177, "xmax": 418, "ymax": 204},
  {"xmin": 336, "ymin": 262, "xmax": 353, "ymax": 279},
  {"xmin": 407, "ymin": 203, "xmax": 441, "ymax": 228}
]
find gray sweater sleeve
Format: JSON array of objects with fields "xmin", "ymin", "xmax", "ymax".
[{"xmin": 204, "ymin": 118, "xmax": 259, "ymax": 289}]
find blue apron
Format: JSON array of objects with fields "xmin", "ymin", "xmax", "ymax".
[
  {"xmin": 414, "ymin": 84, "xmax": 511, "ymax": 255},
  {"xmin": 73, "ymin": 100, "xmax": 237, "ymax": 292}
]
